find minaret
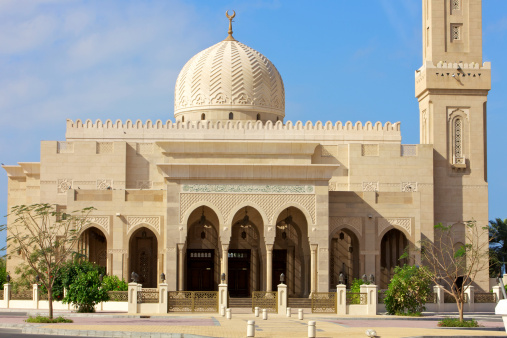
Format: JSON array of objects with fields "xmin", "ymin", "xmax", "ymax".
[{"xmin": 415, "ymin": 0, "xmax": 490, "ymax": 290}]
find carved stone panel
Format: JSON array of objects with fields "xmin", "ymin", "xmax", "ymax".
[
  {"xmin": 180, "ymin": 193, "xmax": 316, "ymax": 225},
  {"xmin": 87, "ymin": 216, "xmax": 111, "ymax": 235},
  {"xmin": 330, "ymin": 217, "xmax": 363, "ymax": 237},
  {"xmin": 127, "ymin": 216, "xmax": 161, "ymax": 234},
  {"xmin": 378, "ymin": 218, "xmax": 412, "ymax": 237}
]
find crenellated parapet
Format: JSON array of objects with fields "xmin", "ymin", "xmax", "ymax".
[{"xmin": 66, "ymin": 119, "xmax": 401, "ymax": 143}]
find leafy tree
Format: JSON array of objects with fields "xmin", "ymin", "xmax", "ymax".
[
  {"xmin": 489, "ymin": 218, "xmax": 507, "ymax": 274},
  {"xmin": 0, "ymin": 257, "xmax": 6, "ymax": 290},
  {"xmin": 102, "ymin": 275, "xmax": 128, "ymax": 292},
  {"xmin": 419, "ymin": 221, "xmax": 490, "ymax": 322},
  {"xmin": 0, "ymin": 203, "xmax": 95, "ymax": 318},
  {"xmin": 384, "ymin": 265, "xmax": 432, "ymax": 315},
  {"xmin": 62, "ymin": 269, "xmax": 108, "ymax": 312}
]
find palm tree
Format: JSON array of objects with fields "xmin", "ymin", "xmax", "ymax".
[{"xmin": 489, "ymin": 218, "xmax": 507, "ymax": 275}]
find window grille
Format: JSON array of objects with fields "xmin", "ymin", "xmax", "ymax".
[
  {"xmin": 452, "ymin": 25, "xmax": 461, "ymax": 41},
  {"xmin": 452, "ymin": 0, "xmax": 460, "ymax": 10},
  {"xmin": 454, "ymin": 118, "xmax": 464, "ymax": 164}
]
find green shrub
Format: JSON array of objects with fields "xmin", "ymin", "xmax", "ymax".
[
  {"xmin": 62, "ymin": 270, "xmax": 109, "ymax": 312},
  {"xmin": 102, "ymin": 275, "xmax": 128, "ymax": 292},
  {"xmin": 0, "ymin": 258, "xmax": 6, "ymax": 290},
  {"xmin": 384, "ymin": 265, "xmax": 432, "ymax": 315},
  {"xmin": 26, "ymin": 315, "xmax": 73, "ymax": 323},
  {"xmin": 438, "ymin": 317, "xmax": 480, "ymax": 327},
  {"xmin": 348, "ymin": 278, "xmax": 370, "ymax": 304}
]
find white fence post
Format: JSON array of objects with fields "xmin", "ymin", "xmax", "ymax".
[
  {"xmin": 336, "ymin": 284, "xmax": 346, "ymax": 315},
  {"xmin": 277, "ymin": 283, "xmax": 287, "ymax": 315},
  {"xmin": 128, "ymin": 282, "xmax": 138, "ymax": 314},
  {"xmin": 493, "ymin": 286, "xmax": 502, "ymax": 302},
  {"xmin": 434, "ymin": 285, "xmax": 444, "ymax": 313},
  {"xmin": 4, "ymin": 283, "xmax": 11, "ymax": 309},
  {"xmin": 32, "ymin": 284, "xmax": 39, "ymax": 309},
  {"xmin": 361, "ymin": 284, "xmax": 378, "ymax": 315},
  {"xmin": 218, "ymin": 283, "xmax": 228, "ymax": 313},
  {"xmin": 159, "ymin": 283, "xmax": 168, "ymax": 313},
  {"xmin": 464, "ymin": 285, "xmax": 474, "ymax": 312}
]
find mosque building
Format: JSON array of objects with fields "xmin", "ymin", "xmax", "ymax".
[{"xmin": 3, "ymin": 0, "xmax": 491, "ymax": 294}]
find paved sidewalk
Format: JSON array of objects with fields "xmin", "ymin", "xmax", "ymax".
[{"xmin": 1, "ymin": 310, "xmax": 506, "ymax": 337}]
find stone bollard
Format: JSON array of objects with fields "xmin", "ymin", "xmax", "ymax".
[
  {"xmin": 262, "ymin": 308, "xmax": 268, "ymax": 320},
  {"xmin": 308, "ymin": 321, "xmax": 316, "ymax": 338},
  {"xmin": 226, "ymin": 308, "xmax": 231, "ymax": 319},
  {"xmin": 221, "ymin": 306, "xmax": 226, "ymax": 317},
  {"xmin": 286, "ymin": 307, "xmax": 291, "ymax": 317},
  {"xmin": 247, "ymin": 320, "xmax": 255, "ymax": 337},
  {"xmin": 255, "ymin": 307, "xmax": 260, "ymax": 317},
  {"xmin": 298, "ymin": 309, "xmax": 304, "ymax": 320}
]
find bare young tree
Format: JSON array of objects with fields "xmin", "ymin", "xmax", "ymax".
[
  {"xmin": 419, "ymin": 221, "xmax": 490, "ymax": 322},
  {"xmin": 1, "ymin": 204, "xmax": 94, "ymax": 318}
]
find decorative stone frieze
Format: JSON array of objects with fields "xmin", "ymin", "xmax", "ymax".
[
  {"xmin": 137, "ymin": 180, "xmax": 152, "ymax": 189},
  {"xmin": 107, "ymin": 249, "xmax": 127, "ymax": 254},
  {"xmin": 57, "ymin": 179, "xmax": 72, "ymax": 194},
  {"xmin": 180, "ymin": 193, "xmax": 316, "ymax": 225},
  {"xmin": 330, "ymin": 217, "xmax": 363, "ymax": 237},
  {"xmin": 362, "ymin": 182, "xmax": 379, "ymax": 192},
  {"xmin": 127, "ymin": 216, "xmax": 161, "ymax": 234},
  {"xmin": 401, "ymin": 182, "xmax": 418, "ymax": 192},
  {"xmin": 378, "ymin": 218, "xmax": 412, "ymax": 236},
  {"xmin": 86, "ymin": 216, "xmax": 111, "ymax": 234},
  {"xmin": 182, "ymin": 184, "xmax": 314, "ymax": 194},
  {"xmin": 97, "ymin": 179, "xmax": 112, "ymax": 190}
]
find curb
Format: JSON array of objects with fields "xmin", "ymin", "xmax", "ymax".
[{"xmin": 22, "ymin": 327, "xmax": 214, "ymax": 338}]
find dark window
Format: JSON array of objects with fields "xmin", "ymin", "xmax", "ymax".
[{"xmin": 229, "ymin": 112, "xmax": 234, "ymax": 120}]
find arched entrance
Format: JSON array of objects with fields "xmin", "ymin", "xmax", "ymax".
[
  {"xmin": 330, "ymin": 228, "xmax": 360, "ymax": 288},
  {"xmin": 129, "ymin": 227, "xmax": 158, "ymax": 288},
  {"xmin": 380, "ymin": 228, "xmax": 408, "ymax": 288},
  {"xmin": 185, "ymin": 206, "xmax": 221, "ymax": 291},
  {"xmin": 229, "ymin": 207, "xmax": 264, "ymax": 297},
  {"xmin": 273, "ymin": 207, "xmax": 311, "ymax": 297},
  {"xmin": 78, "ymin": 227, "xmax": 107, "ymax": 270}
]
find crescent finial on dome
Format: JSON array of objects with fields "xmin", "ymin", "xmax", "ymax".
[{"xmin": 225, "ymin": 10, "xmax": 236, "ymax": 41}]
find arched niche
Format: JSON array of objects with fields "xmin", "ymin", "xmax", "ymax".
[
  {"xmin": 185, "ymin": 206, "xmax": 221, "ymax": 291},
  {"xmin": 329, "ymin": 227, "xmax": 360, "ymax": 288},
  {"xmin": 380, "ymin": 228, "xmax": 408, "ymax": 289},
  {"xmin": 273, "ymin": 207, "xmax": 311, "ymax": 297},
  {"xmin": 228, "ymin": 206, "xmax": 265, "ymax": 297},
  {"xmin": 78, "ymin": 227, "xmax": 108, "ymax": 271},
  {"xmin": 129, "ymin": 227, "xmax": 158, "ymax": 288}
]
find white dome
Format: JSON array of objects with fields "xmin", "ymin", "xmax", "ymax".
[{"xmin": 174, "ymin": 38, "xmax": 285, "ymax": 122}]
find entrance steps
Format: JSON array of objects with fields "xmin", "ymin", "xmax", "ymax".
[
  {"xmin": 288, "ymin": 298, "xmax": 312, "ymax": 308},
  {"xmin": 228, "ymin": 298, "xmax": 252, "ymax": 308}
]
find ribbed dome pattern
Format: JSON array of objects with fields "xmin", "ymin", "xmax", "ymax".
[{"xmin": 174, "ymin": 39, "xmax": 285, "ymax": 121}]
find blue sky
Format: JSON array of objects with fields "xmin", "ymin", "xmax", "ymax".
[{"xmin": 1, "ymin": 0, "xmax": 506, "ymax": 252}]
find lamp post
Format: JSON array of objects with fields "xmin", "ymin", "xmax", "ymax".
[
  {"xmin": 160, "ymin": 273, "xmax": 166, "ymax": 283},
  {"xmin": 338, "ymin": 273, "xmax": 344, "ymax": 285},
  {"xmin": 368, "ymin": 274, "xmax": 375, "ymax": 284},
  {"xmin": 280, "ymin": 273, "xmax": 285, "ymax": 284},
  {"xmin": 362, "ymin": 274, "xmax": 367, "ymax": 283},
  {"xmin": 6, "ymin": 274, "xmax": 10, "ymax": 283},
  {"xmin": 221, "ymin": 273, "xmax": 226, "ymax": 284}
]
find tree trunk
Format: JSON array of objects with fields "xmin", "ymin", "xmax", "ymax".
[
  {"xmin": 48, "ymin": 287, "xmax": 53, "ymax": 319},
  {"xmin": 458, "ymin": 299, "xmax": 464, "ymax": 322}
]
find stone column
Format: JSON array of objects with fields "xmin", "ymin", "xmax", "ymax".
[
  {"xmin": 336, "ymin": 284, "xmax": 346, "ymax": 315},
  {"xmin": 221, "ymin": 244, "xmax": 229, "ymax": 284},
  {"xmin": 219, "ymin": 283, "xmax": 228, "ymax": 311},
  {"xmin": 277, "ymin": 283, "xmax": 288, "ymax": 315},
  {"xmin": 310, "ymin": 244, "xmax": 318, "ymax": 295},
  {"xmin": 266, "ymin": 244, "xmax": 273, "ymax": 292},
  {"xmin": 177, "ymin": 243, "xmax": 184, "ymax": 291},
  {"xmin": 464, "ymin": 285, "xmax": 475, "ymax": 312},
  {"xmin": 252, "ymin": 248, "xmax": 258, "ymax": 292},
  {"xmin": 128, "ymin": 282, "xmax": 138, "ymax": 314},
  {"xmin": 159, "ymin": 283, "xmax": 168, "ymax": 313},
  {"xmin": 32, "ymin": 284, "xmax": 39, "ymax": 310},
  {"xmin": 360, "ymin": 284, "xmax": 378, "ymax": 316},
  {"xmin": 288, "ymin": 246, "xmax": 294, "ymax": 296}
]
